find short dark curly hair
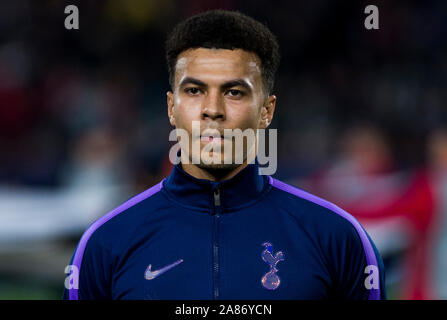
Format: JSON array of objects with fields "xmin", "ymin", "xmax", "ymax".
[{"xmin": 165, "ymin": 10, "xmax": 280, "ymax": 95}]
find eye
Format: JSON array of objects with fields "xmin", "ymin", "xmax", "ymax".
[
  {"xmin": 226, "ymin": 89, "xmax": 244, "ymax": 97},
  {"xmin": 185, "ymin": 87, "xmax": 201, "ymax": 95}
]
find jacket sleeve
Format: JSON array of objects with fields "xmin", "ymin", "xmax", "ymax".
[
  {"xmin": 332, "ymin": 223, "xmax": 386, "ymax": 300},
  {"xmin": 62, "ymin": 231, "xmax": 113, "ymax": 300}
]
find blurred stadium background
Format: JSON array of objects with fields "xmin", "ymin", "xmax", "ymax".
[{"xmin": 1, "ymin": 0, "xmax": 447, "ymax": 299}]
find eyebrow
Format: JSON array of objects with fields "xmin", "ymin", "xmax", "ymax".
[
  {"xmin": 179, "ymin": 77, "xmax": 252, "ymax": 92},
  {"xmin": 221, "ymin": 79, "xmax": 252, "ymax": 92},
  {"xmin": 179, "ymin": 77, "xmax": 207, "ymax": 88}
]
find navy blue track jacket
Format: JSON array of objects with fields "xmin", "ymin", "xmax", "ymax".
[{"xmin": 63, "ymin": 162, "xmax": 386, "ymax": 300}]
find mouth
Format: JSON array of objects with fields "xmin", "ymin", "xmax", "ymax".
[
  {"xmin": 200, "ymin": 129, "xmax": 225, "ymax": 143},
  {"xmin": 200, "ymin": 136, "xmax": 223, "ymax": 143}
]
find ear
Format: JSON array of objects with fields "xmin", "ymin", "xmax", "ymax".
[
  {"xmin": 167, "ymin": 91, "xmax": 175, "ymax": 126},
  {"xmin": 259, "ymin": 95, "xmax": 276, "ymax": 129}
]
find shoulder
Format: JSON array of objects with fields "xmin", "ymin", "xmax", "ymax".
[
  {"xmin": 267, "ymin": 177, "xmax": 377, "ymax": 263},
  {"xmin": 66, "ymin": 180, "xmax": 167, "ymax": 299},
  {"xmin": 268, "ymin": 177, "xmax": 360, "ymax": 232},
  {"xmin": 73, "ymin": 180, "xmax": 166, "ymax": 264},
  {"xmin": 268, "ymin": 177, "xmax": 384, "ymax": 299},
  {"xmin": 89, "ymin": 180, "xmax": 165, "ymax": 238}
]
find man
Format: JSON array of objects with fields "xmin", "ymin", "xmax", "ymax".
[{"xmin": 63, "ymin": 10, "xmax": 385, "ymax": 300}]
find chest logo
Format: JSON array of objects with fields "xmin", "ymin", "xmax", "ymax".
[
  {"xmin": 144, "ymin": 259, "xmax": 183, "ymax": 280},
  {"xmin": 261, "ymin": 242, "xmax": 284, "ymax": 290}
]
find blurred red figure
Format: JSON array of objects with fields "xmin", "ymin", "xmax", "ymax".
[
  {"xmin": 427, "ymin": 128, "xmax": 447, "ymax": 300},
  {"xmin": 305, "ymin": 125, "xmax": 436, "ymax": 299}
]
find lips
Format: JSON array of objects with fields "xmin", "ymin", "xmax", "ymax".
[
  {"xmin": 201, "ymin": 136, "xmax": 223, "ymax": 142},
  {"xmin": 200, "ymin": 129, "xmax": 224, "ymax": 143}
]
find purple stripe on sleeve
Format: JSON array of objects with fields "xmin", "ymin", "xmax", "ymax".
[
  {"xmin": 269, "ymin": 176, "xmax": 381, "ymax": 300},
  {"xmin": 68, "ymin": 179, "xmax": 165, "ymax": 300}
]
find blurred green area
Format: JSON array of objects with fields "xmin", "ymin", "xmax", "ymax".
[
  {"xmin": 0, "ymin": 241, "xmax": 76, "ymax": 300},
  {"xmin": 0, "ymin": 277, "xmax": 61, "ymax": 300}
]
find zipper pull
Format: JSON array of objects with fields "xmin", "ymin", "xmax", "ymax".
[{"xmin": 214, "ymin": 186, "xmax": 221, "ymax": 207}]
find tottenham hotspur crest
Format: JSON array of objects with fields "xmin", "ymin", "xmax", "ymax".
[{"xmin": 261, "ymin": 242, "xmax": 284, "ymax": 290}]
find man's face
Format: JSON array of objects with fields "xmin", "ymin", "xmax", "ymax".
[{"xmin": 167, "ymin": 48, "xmax": 276, "ymax": 169}]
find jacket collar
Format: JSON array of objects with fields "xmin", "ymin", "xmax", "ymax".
[{"xmin": 163, "ymin": 161, "xmax": 270, "ymax": 214}]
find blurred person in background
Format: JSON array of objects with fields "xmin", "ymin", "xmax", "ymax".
[
  {"xmin": 427, "ymin": 127, "xmax": 447, "ymax": 299},
  {"xmin": 304, "ymin": 124, "xmax": 436, "ymax": 299}
]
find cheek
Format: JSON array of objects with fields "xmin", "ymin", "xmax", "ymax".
[
  {"xmin": 227, "ymin": 103, "xmax": 261, "ymax": 128},
  {"xmin": 174, "ymin": 97, "xmax": 202, "ymax": 127}
]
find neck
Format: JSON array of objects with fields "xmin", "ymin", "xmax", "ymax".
[{"xmin": 181, "ymin": 162, "xmax": 249, "ymax": 182}]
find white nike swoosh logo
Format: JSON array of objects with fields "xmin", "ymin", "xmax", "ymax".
[{"xmin": 144, "ymin": 259, "xmax": 184, "ymax": 280}]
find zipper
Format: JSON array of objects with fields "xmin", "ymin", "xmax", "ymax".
[{"xmin": 212, "ymin": 185, "xmax": 221, "ymax": 299}]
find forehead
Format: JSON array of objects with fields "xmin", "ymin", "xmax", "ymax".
[{"xmin": 174, "ymin": 48, "xmax": 262, "ymax": 86}]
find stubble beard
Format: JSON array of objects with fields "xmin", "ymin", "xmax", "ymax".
[{"xmin": 195, "ymin": 161, "xmax": 242, "ymax": 171}]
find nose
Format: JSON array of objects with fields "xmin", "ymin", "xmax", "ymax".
[{"xmin": 201, "ymin": 90, "xmax": 225, "ymax": 121}]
